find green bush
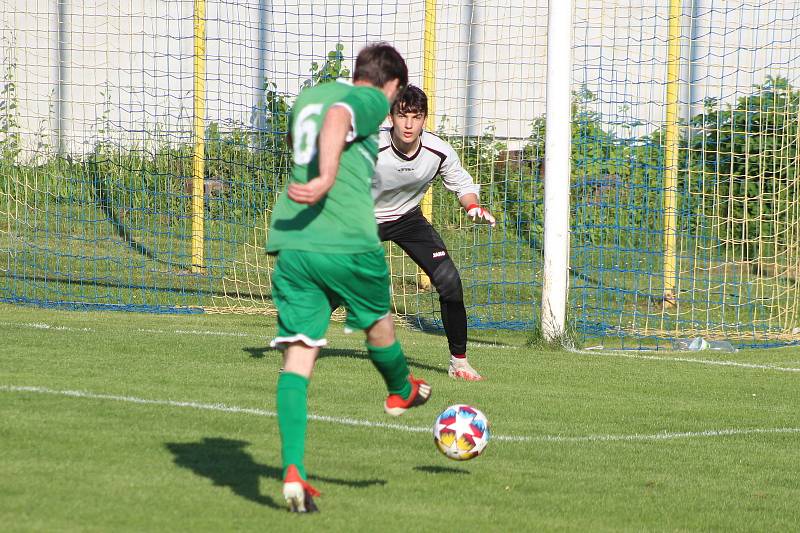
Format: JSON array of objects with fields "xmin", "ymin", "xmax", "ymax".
[
  {"xmin": 683, "ymin": 76, "xmax": 800, "ymax": 262},
  {"xmin": 431, "ymin": 123, "xmax": 508, "ymax": 228},
  {"xmin": 513, "ymin": 88, "xmax": 666, "ymax": 251}
]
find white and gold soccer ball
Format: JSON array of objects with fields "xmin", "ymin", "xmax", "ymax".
[{"xmin": 433, "ymin": 404, "xmax": 490, "ymax": 460}]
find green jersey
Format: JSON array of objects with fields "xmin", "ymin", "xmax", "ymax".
[{"xmin": 267, "ymin": 80, "xmax": 390, "ymax": 254}]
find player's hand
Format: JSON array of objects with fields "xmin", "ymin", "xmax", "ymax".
[
  {"xmin": 288, "ymin": 176, "xmax": 335, "ymax": 205},
  {"xmin": 465, "ymin": 203, "xmax": 496, "ymax": 227}
]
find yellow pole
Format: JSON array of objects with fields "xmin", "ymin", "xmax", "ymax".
[
  {"xmin": 420, "ymin": 0, "xmax": 437, "ymax": 289},
  {"xmin": 662, "ymin": 0, "xmax": 682, "ymax": 303},
  {"xmin": 191, "ymin": 0, "xmax": 206, "ymax": 273}
]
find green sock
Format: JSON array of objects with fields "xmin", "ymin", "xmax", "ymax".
[
  {"xmin": 367, "ymin": 340, "xmax": 412, "ymax": 399},
  {"xmin": 276, "ymin": 371, "xmax": 309, "ymax": 480}
]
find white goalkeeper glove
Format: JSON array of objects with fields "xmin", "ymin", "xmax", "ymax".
[{"xmin": 465, "ymin": 203, "xmax": 496, "ymax": 227}]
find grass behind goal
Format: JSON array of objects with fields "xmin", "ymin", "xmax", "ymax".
[{"xmin": 2, "ymin": 303, "xmax": 800, "ymax": 531}]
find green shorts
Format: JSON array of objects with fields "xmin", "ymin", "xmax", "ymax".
[{"xmin": 270, "ymin": 248, "xmax": 392, "ymax": 348}]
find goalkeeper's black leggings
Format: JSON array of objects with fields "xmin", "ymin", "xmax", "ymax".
[{"xmin": 378, "ymin": 207, "xmax": 467, "ymax": 356}]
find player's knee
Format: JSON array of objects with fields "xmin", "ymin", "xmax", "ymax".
[
  {"xmin": 366, "ymin": 314, "xmax": 395, "ymax": 346},
  {"xmin": 431, "ymin": 260, "xmax": 463, "ymax": 302}
]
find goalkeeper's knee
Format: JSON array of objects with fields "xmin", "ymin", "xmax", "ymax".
[{"xmin": 431, "ymin": 260, "xmax": 464, "ymax": 302}]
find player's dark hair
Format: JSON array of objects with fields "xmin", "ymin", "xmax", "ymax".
[
  {"xmin": 353, "ymin": 43, "xmax": 408, "ymax": 89},
  {"xmin": 391, "ymin": 85, "xmax": 428, "ymax": 116}
]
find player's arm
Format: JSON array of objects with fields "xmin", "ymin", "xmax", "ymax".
[
  {"xmin": 287, "ymin": 105, "xmax": 352, "ymax": 205},
  {"xmin": 458, "ymin": 193, "xmax": 479, "ymax": 210},
  {"xmin": 439, "ymin": 144, "xmax": 496, "ymax": 227}
]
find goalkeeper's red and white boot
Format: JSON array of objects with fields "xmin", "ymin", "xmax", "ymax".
[
  {"xmin": 283, "ymin": 465, "xmax": 320, "ymax": 513},
  {"xmin": 448, "ymin": 356, "xmax": 484, "ymax": 381},
  {"xmin": 384, "ymin": 374, "xmax": 432, "ymax": 416}
]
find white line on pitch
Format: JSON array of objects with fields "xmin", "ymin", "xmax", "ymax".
[
  {"xmin": 0, "ymin": 384, "xmax": 436, "ymax": 435},
  {"xmin": 570, "ymin": 348, "xmax": 800, "ymax": 373},
  {"xmin": 1, "ymin": 321, "xmax": 269, "ymax": 340},
  {"xmin": 138, "ymin": 328, "xmax": 264, "ymax": 339},
  {"xmin": 532, "ymin": 427, "xmax": 800, "ymax": 443},
  {"xmin": 0, "ymin": 321, "xmax": 94, "ymax": 332},
  {"xmin": 3, "ymin": 384, "xmax": 799, "ymax": 444}
]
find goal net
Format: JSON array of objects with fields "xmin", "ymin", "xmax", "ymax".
[{"xmin": 2, "ymin": 1, "xmax": 799, "ymax": 348}]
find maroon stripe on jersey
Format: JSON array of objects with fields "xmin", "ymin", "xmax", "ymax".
[
  {"xmin": 422, "ymin": 145, "xmax": 447, "ymax": 176},
  {"xmin": 388, "ymin": 128, "xmax": 423, "ymax": 161}
]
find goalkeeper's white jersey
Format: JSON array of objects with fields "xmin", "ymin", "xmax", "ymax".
[{"xmin": 373, "ymin": 128, "xmax": 480, "ymax": 223}]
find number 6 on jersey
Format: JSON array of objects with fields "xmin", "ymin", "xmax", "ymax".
[{"xmin": 292, "ymin": 103, "xmax": 323, "ymax": 165}]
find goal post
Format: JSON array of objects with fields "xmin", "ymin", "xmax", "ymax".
[
  {"xmin": 661, "ymin": 0, "xmax": 682, "ymax": 305},
  {"xmin": 418, "ymin": 0, "xmax": 438, "ymax": 291},
  {"xmin": 191, "ymin": 0, "xmax": 207, "ymax": 274},
  {"xmin": 541, "ymin": 0, "xmax": 574, "ymax": 342}
]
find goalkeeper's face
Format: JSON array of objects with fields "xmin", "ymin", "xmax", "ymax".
[{"xmin": 389, "ymin": 109, "xmax": 426, "ymax": 146}]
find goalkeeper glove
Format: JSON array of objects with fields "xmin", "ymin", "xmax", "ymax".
[{"xmin": 465, "ymin": 203, "xmax": 496, "ymax": 227}]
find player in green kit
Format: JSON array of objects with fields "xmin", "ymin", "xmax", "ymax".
[{"xmin": 267, "ymin": 43, "xmax": 432, "ymax": 513}]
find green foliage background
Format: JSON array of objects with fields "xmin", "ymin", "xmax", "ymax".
[{"xmin": 683, "ymin": 76, "xmax": 800, "ymax": 262}]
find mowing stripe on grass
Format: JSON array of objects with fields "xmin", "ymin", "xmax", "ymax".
[
  {"xmin": 3, "ymin": 384, "xmax": 799, "ymax": 444},
  {"xmin": 6, "ymin": 320, "xmax": 800, "ymax": 373},
  {"xmin": 6, "ymin": 320, "xmax": 800, "ymax": 374}
]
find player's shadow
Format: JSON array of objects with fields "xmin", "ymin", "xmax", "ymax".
[
  {"xmin": 245, "ymin": 340, "xmax": 508, "ymax": 361},
  {"xmin": 317, "ymin": 348, "xmax": 447, "ymax": 375},
  {"xmin": 397, "ymin": 313, "xmax": 517, "ymax": 348},
  {"xmin": 243, "ymin": 346, "xmax": 270, "ymax": 358},
  {"xmin": 165, "ymin": 437, "xmax": 386, "ymax": 508},
  {"xmin": 244, "ymin": 345, "xmax": 447, "ymax": 375},
  {"xmin": 413, "ymin": 465, "xmax": 471, "ymax": 475}
]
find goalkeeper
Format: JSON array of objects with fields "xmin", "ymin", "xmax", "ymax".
[
  {"xmin": 267, "ymin": 44, "xmax": 431, "ymax": 513},
  {"xmin": 373, "ymin": 85, "xmax": 495, "ymax": 382}
]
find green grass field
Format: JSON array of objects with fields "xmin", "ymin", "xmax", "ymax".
[{"xmin": 2, "ymin": 302, "xmax": 800, "ymax": 531}]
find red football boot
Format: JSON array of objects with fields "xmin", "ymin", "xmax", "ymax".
[
  {"xmin": 384, "ymin": 374, "xmax": 432, "ymax": 416},
  {"xmin": 283, "ymin": 464, "xmax": 320, "ymax": 513}
]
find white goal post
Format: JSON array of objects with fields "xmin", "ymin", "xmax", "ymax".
[{"xmin": 541, "ymin": 0, "xmax": 574, "ymax": 342}]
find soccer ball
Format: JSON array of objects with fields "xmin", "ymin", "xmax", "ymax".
[{"xmin": 433, "ymin": 404, "xmax": 490, "ymax": 460}]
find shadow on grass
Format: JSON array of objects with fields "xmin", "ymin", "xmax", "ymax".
[
  {"xmin": 165, "ymin": 437, "xmax": 386, "ymax": 509},
  {"xmin": 243, "ymin": 346, "xmax": 448, "ymax": 375},
  {"xmin": 319, "ymin": 348, "xmax": 447, "ymax": 375},
  {"xmin": 396, "ymin": 313, "xmax": 520, "ymax": 348},
  {"xmin": 413, "ymin": 465, "xmax": 471, "ymax": 475},
  {"xmin": 243, "ymin": 346, "xmax": 271, "ymax": 359}
]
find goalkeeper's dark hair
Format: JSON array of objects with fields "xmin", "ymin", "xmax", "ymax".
[
  {"xmin": 391, "ymin": 85, "xmax": 428, "ymax": 116},
  {"xmin": 353, "ymin": 43, "xmax": 408, "ymax": 89}
]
